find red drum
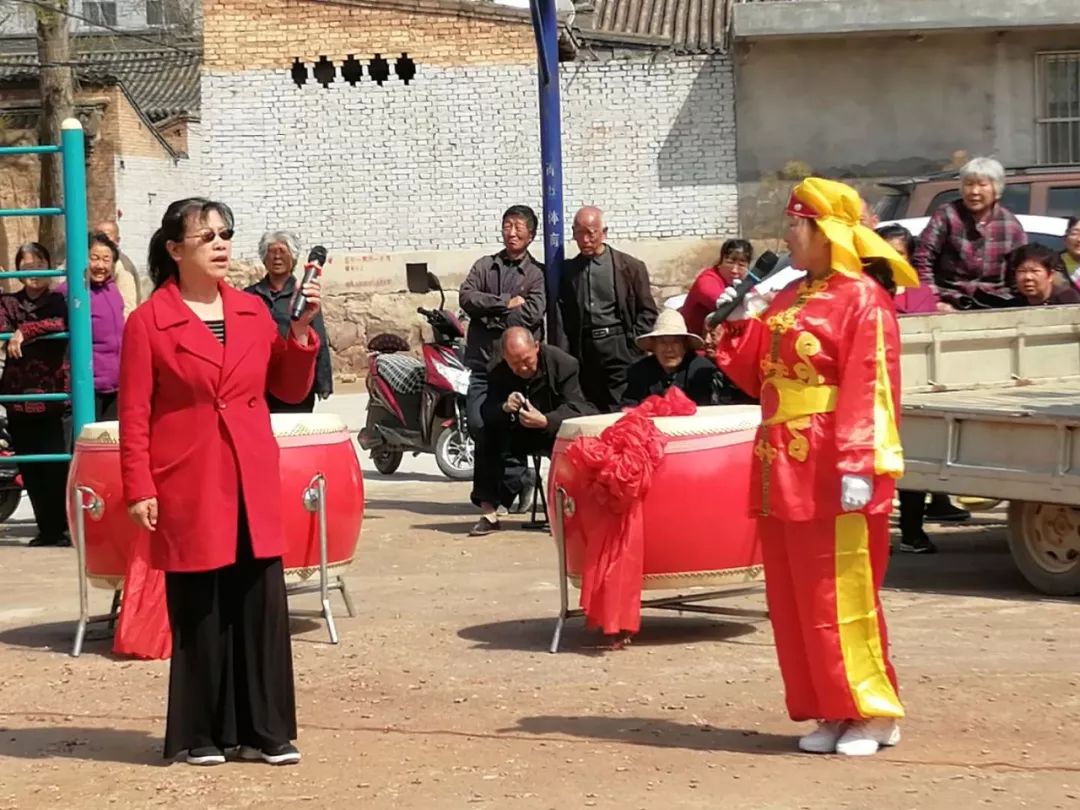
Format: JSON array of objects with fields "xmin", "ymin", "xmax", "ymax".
[
  {"xmin": 549, "ymin": 405, "xmax": 764, "ymax": 590},
  {"xmin": 67, "ymin": 414, "xmax": 364, "ymax": 587},
  {"xmin": 273, "ymin": 413, "xmax": 364, "ymax": 580}
]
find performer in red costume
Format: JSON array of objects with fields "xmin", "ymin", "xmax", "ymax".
[{"xmin": 715, "ymin": 177, "xmax": 918, "ymax": 757}]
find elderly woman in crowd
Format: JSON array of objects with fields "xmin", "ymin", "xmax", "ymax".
[
  {"xmin": 58, "ymin": 233, "xmax": 124, "ymax": 420},
  {"xmin": 680, "ymin": 238, "xmax": 753, "ymax": 337},
  {"xmin": 1063, "ymin": 216, "xmax": 1080, "ymax": 289},
  {"xmin": 1007, "ymin": 244, "xmax": 1080, "ymax": 307},
  {"xmin": 1, "ymin": 243, "xmax": 71, "ymax": 547},
  {"xmin": 244, "ymin": 231, "xmax": 332, "ymax": 413},
  {"xmin": 912, "ymin": 157, "xmax": 1027, "ymax": 311},
  {"xmin": 621, "ymin": 309, "xmax": 716, "ymax": 407}
]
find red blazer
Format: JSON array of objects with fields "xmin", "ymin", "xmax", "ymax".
[{"xmin": 119, "ymin": 279, "xmax": 318, "ymax": 572}]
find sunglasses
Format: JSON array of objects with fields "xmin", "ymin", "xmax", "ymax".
[{"xmin": 184, "ymin": 228, "xmax": 235, "ymax": 244}]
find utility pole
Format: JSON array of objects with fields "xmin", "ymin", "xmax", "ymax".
[{"xmin": 35, "ymin": 0, "xmax": 75, "ymax": 261}]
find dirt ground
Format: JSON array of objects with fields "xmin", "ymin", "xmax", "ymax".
[{"xmin": 1, "ymin": 466, "xmax": 1078, "ymax": 810}]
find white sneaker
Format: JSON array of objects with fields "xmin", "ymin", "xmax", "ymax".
[
  {"xmin": 835, "ymin": 718, "xmax": 901, "ymax": 757},
  {"xmin": 798, "ymin": 721, "xmax": 847, "ymax": 754}
]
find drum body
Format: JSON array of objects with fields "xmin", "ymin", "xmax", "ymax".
[
  {"xmin": 548, "ymin": 405, "xmax": 763, "ymax": 590},
  {"xmin": 67, "ymin": 422, "xmax": 130, "ymax": 589},
  {"xmin": 274, "ymin": 413, "xmax": 364, "ymax": 579},
  {"xmin": 68, "ymin": 414, "xmax": 364, "ymax": 587}
]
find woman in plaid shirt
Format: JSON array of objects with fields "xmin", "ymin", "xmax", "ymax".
[{"xmin": 912, "ymin": 157, "xmax": 1027, "ymax": 310}]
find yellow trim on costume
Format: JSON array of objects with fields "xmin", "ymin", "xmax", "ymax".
[
  {"xmin": 834, "ymin": 513, "xmax": 905, "ymax": 719},
  {"xmin": 760, "ymin": 377, "xmax": 838, "ymax": 427},
  {"xmin": 872, "ymin": 312, "xmax": 904, "ymax": 477}
]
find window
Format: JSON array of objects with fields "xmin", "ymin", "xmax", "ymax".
[
  {"xmin": 1037, "ymin": 52, "xmax": 1080, "ymax": 164},
  {"xmin": 926, "ymin": 183, "xmax": 1032, "ymax": 216},
  {"xmin": 83, "ymin": 1, "xmax": 117, "ymax": 26},
  {"xmin": 1047, "ymin": 186, "xmax": 1080, "ymax": 218},
  {"xmin": 146, "ymin": 0, "xmax": 164, "ymax": 26}
]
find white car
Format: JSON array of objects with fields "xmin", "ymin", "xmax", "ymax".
[{"xmin": 662, "ymin": 214, "xmax": 1070, "ymax": 311}]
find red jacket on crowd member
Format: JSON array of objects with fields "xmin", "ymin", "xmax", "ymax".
[
  {"xmin": 118, "ymin": 279, "xmax": 318, "ymax": 572},
  {"xmin": 680, "ymin": 266, "xmax": 730, "ymax": 337}
]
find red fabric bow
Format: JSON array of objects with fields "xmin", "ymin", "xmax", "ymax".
[{"xmin": 568, "ymin": 387, "xmax": 697, "ymax": 635}]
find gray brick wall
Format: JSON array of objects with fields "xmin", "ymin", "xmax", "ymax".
[{"xmin": 199, "ymin": 54, "xmax": 738, "ymax": 261}]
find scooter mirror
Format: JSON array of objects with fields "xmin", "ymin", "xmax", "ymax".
[{"xmin": 426, "ymin": 271, "xmax": 442, "ymax": 292}]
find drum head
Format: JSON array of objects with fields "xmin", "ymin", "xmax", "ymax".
[
  {"xmin": 76, "ymin": 420, "xmax": 120, "ymax": 444},
  {"xmin": 556, "ymin": 405, "xmax": 760, "ymax": 440},
  {"xmin": 271, "ymin": 411, "xmax": 348, "ymax": 437}
]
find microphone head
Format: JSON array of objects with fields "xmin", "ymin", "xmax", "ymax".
[
  {"xmin": 307, "ymin": 245, "xmax": 328, "ymax": 265},
  {"xmin": 753, "ymin": 250, "xmax": 780, "ymax": 277}
]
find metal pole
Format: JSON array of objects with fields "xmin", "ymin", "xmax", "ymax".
[
  {"xmin": 71, "ymin": 486, "xmax": 89, "ymax": 657},
  {"xmin": 549, "ymin": 487, "xmax": 569, "ymax": 654},
  {"xmin": 529, "ymin": 0, "xmax": 566, "ymax": 342},
  {"xmin": 60, "ymin": 118, "xmax": 94, "ymax": 438},
  {"xmin": 315, "ymin": 474, "xmax": 338, "ymax": 644}
]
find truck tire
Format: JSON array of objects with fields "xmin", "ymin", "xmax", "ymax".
[
  {"xmin": 434, "ymin": 427, "xmax": 474, "ymax": 480},
  {"xmin": 1006, "ymin": 500, "xmax": 1080, "ymax": 596}
]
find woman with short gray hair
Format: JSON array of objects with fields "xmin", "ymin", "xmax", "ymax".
[
  {"xmin": 244, "ymin": 231, "xmax": 333, "ymax": 412},
  {"xmin": 912, "ymin": 155, "xmax": 1027, "ymax": 310}
]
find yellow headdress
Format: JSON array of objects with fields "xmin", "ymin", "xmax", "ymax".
[{"xmin": 786, "ymin": 177, "xmax": 920, "ymax": 289}]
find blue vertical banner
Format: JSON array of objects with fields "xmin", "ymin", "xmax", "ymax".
[{"xmin": 529, "ymin": 0, "xmax": 565, "ymax": 342}]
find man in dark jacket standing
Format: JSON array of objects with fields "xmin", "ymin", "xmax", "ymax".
[
  {"xmin": 460, "ymin": 205, "xmax": 546, "ymax": 515},
  {"xmin": 557, "ymin": 206, "xmax": 658, "ymax": 411},
  {"xmin": 245, "ymin": 230, "xmax": 333, "ymax": 413},
  {"xmin": 470, "ymin": 327, "xmax": 594, "ymax": 536}
]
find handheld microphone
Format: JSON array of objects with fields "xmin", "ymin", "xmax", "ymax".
[
  {"xmin": 290, "ymin": 245, "xmax": 327, "ymax": 322},
  {"xmin": 706, "ymin": 250, "xmax": 781, "ymax": 328}
]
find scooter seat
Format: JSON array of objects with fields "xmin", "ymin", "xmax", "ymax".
[{"xmin": 374, "ymin": 353, "xmax": 425, "ymax": 395}]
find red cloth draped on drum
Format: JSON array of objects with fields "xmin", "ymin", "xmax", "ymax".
[
  {"xmin": 568, "ymin": 387, "xmax": 697, "ymax": 635},
  {"xmin": 112, "ymin": 529, "xmax": 172, "ymax": 659}
]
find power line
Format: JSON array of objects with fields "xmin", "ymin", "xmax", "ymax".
[{"xmin": 8, "ymin": 0, "xmax": 195, "ymax": 55}]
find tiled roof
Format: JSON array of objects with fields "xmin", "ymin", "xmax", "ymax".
[
  {"xmin": 581, "ymin": 0, "xmax": 783, "ymax": 53},
  {"xmin": 0, "ymin": 48, "xmax": 200, "ymax": 121}
]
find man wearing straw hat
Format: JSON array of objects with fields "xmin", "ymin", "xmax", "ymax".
[
  {"xmin": 621, "ymin": 309, "xmax": 716, "ymax": 407},
  {"xmin": 714, "ymin": 177, "xmax": 916, "ymax": 757}
]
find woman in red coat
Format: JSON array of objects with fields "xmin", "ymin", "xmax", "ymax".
[{"xmin": 119, "ymin": 198, "xmax": 321, "ymax": 767}]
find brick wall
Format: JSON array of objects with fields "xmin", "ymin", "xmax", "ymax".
[{"xmin": 199, "ymin": 1, "xmax": 738, "ymax": 270}]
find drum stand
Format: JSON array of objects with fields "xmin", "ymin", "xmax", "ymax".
[
  {"xmin": 285, "ymin": 473, "xmax": 356, "ymax": 645},
  {"xmin": 548, "ymin": 487, "xmax": 767, "ymax": 654},
  {"xmin": 70, "ymin": 485, "xmax": 120, "ymax": 658}
]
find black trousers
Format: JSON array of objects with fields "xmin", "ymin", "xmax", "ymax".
[
  {"xmin": 471, "ymin": 425, "xmax": 551, "ymax": 510},
  {"xmin": 267, "ymin": 387, "xmax": 317, "ymax": 414},
  {"xmin": 95, "ymin": 391, "xmax": 118, "ymax": 421},
  {"xmin": 163, "ymin": 509, "xmax": 297, "ymax": 757},
  {"xmin": 7, "ymin": 409, "xmax": 70, "ymax": 540},
  {"xmin": 465, "ymin": 369, "xmax": 488, "ymax": 439},
  {"xmin": 580, "ymin": 333, "xmax": 638, "ymax": 413}
]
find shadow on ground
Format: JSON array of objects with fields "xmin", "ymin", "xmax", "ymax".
[
  {"xmin": 500, "ymin": 715, "xmax": 793, "ymax": 755},
  {"xmin": 0, "ymin": 616, "xmax": 325, "ymax": 657},
  {"xmin": 364, "ymin": 498, "xmax": 476, "ymax": 517},
  {"xmin": 0, "ymin": 726, "xmax": 163, "ymax": 766},
  {"xmin": 458, "ymin": 614, "xmax": 760, "ymax": 656}
]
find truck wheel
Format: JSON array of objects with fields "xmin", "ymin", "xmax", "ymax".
[
  {"xmin": 434, "ymin": 427, "xmax": 474, "ymax": 480},
  {"xmin": 372, "ymin": 449, "xmax": 402, "ymax": 475},
  {"xmin": 1006, "ymin": 500, "xmax": 1080, "ymax": 596}
]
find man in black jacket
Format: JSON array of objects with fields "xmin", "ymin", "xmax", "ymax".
[
  {"xmin": 470, "ymin": 327, "xmax": 595, "ymax": 536},
  {"xmin": 245, "ymin": 230, "xmax": 333, "ymax": 412},
  {"xmin": 460, "ymin": 206, "xmax": 546, "ymax": 514},
  {"xmin": 556, "ymin": 206, "xmax": 658, "ymax": 412}
]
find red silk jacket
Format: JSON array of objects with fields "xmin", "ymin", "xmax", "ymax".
[
  {"xmin": 119, "ymin": 279, "xmax": 317, "ymax": 572},
  {"xmin": 717, "ymin": 272, "xmax": 904, "ymax": 521}
]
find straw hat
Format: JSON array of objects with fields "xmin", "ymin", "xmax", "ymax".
[
  {"xmin": 786, "ymin": 177, "xmax": 920, "ymax": 289},
  {"xmin": 636, "ymin": 309, "xmax": 704, "ymax": 352}
]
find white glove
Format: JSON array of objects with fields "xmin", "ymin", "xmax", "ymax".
[
  {"xmin": 840, "ymin": 475, "xmax": 873, "ymax": 512},
  {"xmin": 714, "ymin": 288, "xmax": 766, "ymax": 322}
]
